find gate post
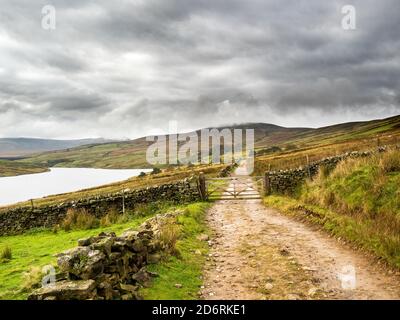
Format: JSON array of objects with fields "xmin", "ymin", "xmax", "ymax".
[
  {"xmin": 263, "ymin": 172, "xmax": 271, "ymax": 196},
  {"xmin": 199, "ymin": 172, "xmax": 207, "ymax": 201}
]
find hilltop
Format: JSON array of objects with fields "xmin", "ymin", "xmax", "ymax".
[{"xmin": 15, "ymin": 115, "xmax": 400, "ymax": 171}]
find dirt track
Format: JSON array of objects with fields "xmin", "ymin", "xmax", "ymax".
[{"xmin": 200, "ymin": 177, "xmax": 400, "ymax": 300}]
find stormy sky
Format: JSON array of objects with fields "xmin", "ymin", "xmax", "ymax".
[{"xmin": 0, "ymin": 0, "xmax": 399, "ymax": 139}]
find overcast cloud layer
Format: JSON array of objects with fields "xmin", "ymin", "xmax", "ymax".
[{"xmin": 0, "ymin": 0, "xmax": 399, "ymax": 139}]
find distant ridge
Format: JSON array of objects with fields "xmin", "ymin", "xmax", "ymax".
[
  {"xmin": 13, "ymin": 114, "xmax": 400, "ymax": 169},
  {"xmin": 0, "ymin": 138, "xmax": 114, "ymax": 157}
]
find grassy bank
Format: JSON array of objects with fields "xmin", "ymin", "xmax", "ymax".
[
  {"xmin": 0, "ymin": 160, "xmax": 48, "ymax": 177},
  {"xmin": 0, "ymin": 202, "xmax": 177, "ymax": 300},
  {"xmin": 141, "ymin": 202, "xmax": 210, "ymax": 300},
  {"xmin": 264, "ymin": 149, "xmax": 400, "ymax": 268}
]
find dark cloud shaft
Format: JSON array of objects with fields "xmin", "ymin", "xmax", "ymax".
[{"xmin": 0, "ymin": 0, "xmax": 399, "ymax": 139}]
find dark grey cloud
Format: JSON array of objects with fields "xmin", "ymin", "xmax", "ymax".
[{"xmin": 0, "ymin": 0, "xmax": 399, "ymax": 138}]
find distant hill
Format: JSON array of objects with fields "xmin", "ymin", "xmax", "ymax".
[
  {"xmin": 16, "ymin": 115, "xmax": 400, "ymax": 170},
  {"xmin": 0, "ymin": 138, "xmax": 114, "ymax": 157}
]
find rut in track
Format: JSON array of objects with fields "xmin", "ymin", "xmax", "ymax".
[{"xmin": 200, "ymin": 178, "xmax": 400, "ymax": 300}]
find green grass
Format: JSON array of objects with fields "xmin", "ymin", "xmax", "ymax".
[
  {"xmin": 0, "ymin": 202, "xmax": 180, "ymax": 300},
  {"xmin": 264, "ymin": 150, "xmax": 400, "ymax": 269},
  {"xmin": 140, "ymin": 202, "xmax": 211, "ymax": 300},
  {"xmin": 300, "ymin": 151, "xmax": 400, "ymax": 220}
]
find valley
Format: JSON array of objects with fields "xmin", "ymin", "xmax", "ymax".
[{"xmin": 1, "ymin": 114, "xmax": 400, "ymax": 300}]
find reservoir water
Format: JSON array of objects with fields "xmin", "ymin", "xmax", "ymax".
[{"xmin": 0, "ymin": 168, "xmax": 151, "ymax": 206}]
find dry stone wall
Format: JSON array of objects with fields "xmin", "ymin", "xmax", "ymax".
[
  {"xmin": 264, "ymin": 148, "xmax": 386, "ymax": 195},
  {"xmin": 0, "ymin": 179, "xmax": 200, "ymax": 236},
  {"xmin": 28, "ymin": 211, "xmax": 180, "ymax": 300}
]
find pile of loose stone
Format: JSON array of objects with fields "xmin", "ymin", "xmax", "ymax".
[{"xmin": 28, "ymin": 212, "xmax": 180, "ymax": 300}]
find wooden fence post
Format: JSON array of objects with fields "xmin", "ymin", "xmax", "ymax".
[
  {"xmin": 306, "ymin": 155, "xmax": 311, "ymax": 179},
  {"xmin": 199, "ymin": 172, "xmax": 206, "ymax": 201},
  {"xmin": 122, "ymin": 190, "xmax": 125, "ymax": 214},
  {"xmin": 30, "ymin": 199, "xmax": 34, "ymax": 211}
]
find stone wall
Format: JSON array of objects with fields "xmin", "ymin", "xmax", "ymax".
[
  {"xmin": 0, "ymin": 179, "xmax": 200, "ymax": 236},
  {"xmin": 28, "ymin": 211, "xmax": 181, "ymax": 300},
  {"xmin": 264, "ymin": 148, "xmax": 386, "ymax": 195}
]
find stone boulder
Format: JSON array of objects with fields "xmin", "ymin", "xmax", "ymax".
[
  {"xmin": 28, "ymin": 280, "xmax": 96, "ymax": 300},
  {"xmin": 57, "ymin": 247, "xmax": 105, "ymax": 280}
]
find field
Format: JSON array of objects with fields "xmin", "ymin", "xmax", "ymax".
[
  {"xmin": 0, "ymin": 160, "xmax": 48, "ymax": 177},
  {"xmin": 0, "ymin": 204, "xmax": 158, "ymax": 299},
  {"xmin": 0, "ymin": 201, "xmax": 209, "ymax": 300},
  {"xmin": 17, "ymin": 138, "xmax": 152, "ymax": 169}
]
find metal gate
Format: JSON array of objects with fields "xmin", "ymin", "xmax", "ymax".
[{"xmin": 205, "ymin": 176, "xmax": 265, "ymax": 200}]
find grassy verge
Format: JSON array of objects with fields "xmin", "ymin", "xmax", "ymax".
[
  {"xmin": 0, "ymin": 202, "xmax": 176, "ymax": 300},
  {"xmin": 140, "ymin": 202, "xmax": 210, "ymax": 300},
  {"xmin": 263, "ymin": 149, "xmax": 400, "ymax": 269}
]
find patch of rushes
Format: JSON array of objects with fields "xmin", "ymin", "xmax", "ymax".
[
  {"xmin": 140, "ymin": 202, "xmax": 211, "ymax": 300},
  {"xmin": 58, "ymin": 204, "xmax": 151, "ymax": 232},
  {"xmin": 0, "ymin": 201, "xmax": 178, "ymax": 300}
]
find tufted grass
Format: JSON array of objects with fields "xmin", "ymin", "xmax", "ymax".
[
  {"xmin": 140, "ymin": 202, "xmax": 211, "ymax": 300},
  {"xmin": 264, "ymin": 150, "xmax": 400, "ymax": 269},
  {"xmin": 0, "ymin": 201, "xmax": 178, "ymax": 300},
  {"xmin": 300, "ymin": 150, "xmax": 400, "ymax": 225},
  {"xmin": 0, "ymin": 246, "xmax": 12, "ymax": 261}
]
